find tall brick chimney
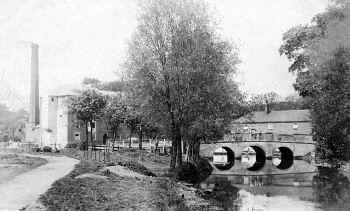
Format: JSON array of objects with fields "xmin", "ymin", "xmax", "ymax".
[{"xmin": 29, "ymin": 43, "xmax": 39, "ymax": 125}]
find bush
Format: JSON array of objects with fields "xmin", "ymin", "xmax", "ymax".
[
  {"xmin": 65, "ymin": 143, "xmax": 79, "ymax": 149},
  {"xmin": 175, "ymin": 162, "xmax": 199, "ymax": 184},
  {"xmin": 69, "ymin": 161, "xmax": 103, "ymax": 178},
  {"xmin": 79, "ymin": 142, "xmax": 88, "ymax": 150},
  {"xmin": 32, "ymin": 146, "xmax": 42, "ymax": 152},
  {"xmin": 117, "ymin": 161, "xmax": 156, "ymax": 177},
  {"xmin": 197, "ymin": 158, "xmax": 213, "ymax": 182},
  {"xmin": 43, "ymin": 146, "xmax": 52, "ymax": 152}
]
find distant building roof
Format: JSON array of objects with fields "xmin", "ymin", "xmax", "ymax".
[
  {"xmin": 46, "ymin": 86, "xmax": 120, "ymax": 98},
  {"xmin": 46, "ymin": 84, "xmax": 81, "ymax": 97},
  {"xmin": 234, "ymin": 109, "xmax": 311, "ymax": 123}
]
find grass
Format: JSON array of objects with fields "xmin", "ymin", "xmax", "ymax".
[
  {"xmin": 39, "ymin": 160, "xmax": 188, "ymax": 210},
  {"xmin": 36, "ymin": 149, "xmax": 221, "ymax": 210},
  {"xmin": 0, "ymin": 153, "xmax": 48, "ymax": 183}
]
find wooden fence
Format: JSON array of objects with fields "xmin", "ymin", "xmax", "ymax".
[{"xmin": 82, "ymin": 143, "xmax": 171, "ymax": 163}]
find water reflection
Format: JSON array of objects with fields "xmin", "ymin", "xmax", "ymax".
[
  {"xmin": 313, "ymin": 167, "xmax": 350, "ymax": 211},
  {"xmin": 201, "ymin": 160, "xmax": 350, "ymax": 211}
]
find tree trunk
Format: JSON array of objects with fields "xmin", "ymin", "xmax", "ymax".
[
  {"xmin": 176, "ymin": 138, "xmax": 182, "ymax": 167},
  {"xmin": 169, "ymin": 121, "xmax": 184, "ymax": 168},
  {"xmin": 187, "ymin": 139, "xmax": 200, "ymax": 164},
  {"xmin": 112, "ymin": 131, "xmax": 117, "ymax": 151},
  {"xmin": 170, "ymin": 138, "xmax": 177, "ymax": 169},
  {"xmin": 175, "ymin": 129, "xmax": 182, "ymax": 167},
  {"xmin": 138, "ymin": 129, "xmax": 143, "ymax": 150},
  {"xmin": 155, "ymin": 139, "xmax": 159, "ymax": 152},
  {"xmin": 129, "ymin": 133, "xmax": 132, "ymax": 148},
  {"xmin": 90, "ymin": 121, "xmax": 94, "ymax": 150},
  {"xmin": 85, "ymin": 122, "xmax": 89, "ymax": 150}
]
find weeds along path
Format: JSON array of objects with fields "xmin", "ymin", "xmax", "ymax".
[{"xmin": 0, "ymin": 154, "xmax": 78, "ymax": 211}]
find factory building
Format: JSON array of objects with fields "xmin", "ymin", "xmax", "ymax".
[
  {"xmin": 24, "ymin": 42, "xmax": 108, "ymax": 149},
  {"xmin": 40, "ymin": 94, "xmax": 81, "ymax": 148},
  {"xmin": 39, "ymin": 92, "xmax": 111, "ymax": 149}
]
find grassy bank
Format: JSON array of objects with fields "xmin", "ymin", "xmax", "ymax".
[
  {"xmin": 38, "ymin": 160, "xmax": 187, "ymax": 210},
  {"xmin": 34, "ymin": 148, "xmax": 222, "ymax": 210},
  {"xmin": 0, "ymin": 153, "xmax": 47, "ymax": 183}
]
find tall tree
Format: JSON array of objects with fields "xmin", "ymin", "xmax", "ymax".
[
  {"xmin": 102, "ymin": 96, "xmax": 126, "ymax": 147},
  {"xmin": 311, "ymin": 47, "xmax": 350, "ymax": 163},
  {"xmin": 279, "ymin": 1, "xmax": 347, "ymax": 96},
  {"xmin": 126, "ymin": 0, "xmax": 242, "ymax": 168},
  {"xmin": 280, "ymin": 1, "xmax": 350, "ymax": 163},
  {"xmin": 124, "ymin": 105, "xmax": 141, "ymax": 148},
  {"xmin": 244, "ymin": 92, "xmax": 309, "ymax": 111},
  {"xmin": 70, "ymin": 89, "xmax": 107, "ymax": 149},
  {"xmin": 246, "ymin": 92, "xmax": 281, "ymax": 111}
]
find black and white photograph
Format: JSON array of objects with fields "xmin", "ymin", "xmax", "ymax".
[{"xmin": 0, "ymin": 0, "xmax": 350, "ymax": 210}]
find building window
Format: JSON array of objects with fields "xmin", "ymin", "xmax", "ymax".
[
  {"xmin": 74, "ymin": 132, "xmax": 80, "ymax": 141},
  {"xmin": 251, "ymin": 129, "xmax": 257, "ymax": 139},
  {"xmin": 51, "ymin": 97, "xmax": 54, "ymax": 102},
  {"xmin": 243, "ymin": 126, "xmax": 249, "ymax": 133}
]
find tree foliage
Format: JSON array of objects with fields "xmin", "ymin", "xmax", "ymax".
[
  {"xmin": 126, "ymin": 0, "xmax": 244, "ymax": 167},
  {"xmin": 279, "ymin": 1, "xmax": 349, "ymax": 97},
  {"xmin": 102, "ymin": 96, "xmax": 126, "ymax": 144},
  {"xmin": 70, "ymin": 89, "xmax": 107, "ymax": 148},
  {"xmin": 280, "ymin": 1, "xmax": 350, "ymax": 163},
  {"xmin": 311, "ymin": 47, "xmax": 350, "ymax": 163},
  {"xmin": 83, "ymin": 77, "xmax": 126, "ymax": 92},
  {"xmin": 244, "ymin": 92, "xmax": 309, "ymax": 112},
  {"xmin": 0, "ymin": 104, "xmax": 27, "ymax": 142}
]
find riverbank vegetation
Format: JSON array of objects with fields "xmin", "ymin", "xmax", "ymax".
[
  {"xmin": 36, "ymin": 151, "xmax": 221, "ymax": 211},
  {"xmin": 280, "ymin": 0, "xmax": 350, "ymax": 164},
  {"xmin": 69, "ymin": 0, "xmax": 350, "ymax": 172},
  {"xmin": 69, "ymin": 0, "xmax": 246, "ymax": 173}
]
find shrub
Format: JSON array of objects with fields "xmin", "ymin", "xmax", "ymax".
[
  {"xmin": 69, "ymin": 161, "xmax": 103, "ymax": 178},
  {"xmin": 32, "ymin": 146, "xmax": 42, "ymax": 152},
  {"xmin": 43, "ymin": 146, "xmax": 52, "ymax": 152},
  {"xmin": 117, "ymin": 161, "xmax": 156, "ymax": 177},
  {"xmin": 79, "ymin": 142, "xmax": 88, "ymax": 150},
  {"xmin": 65, "ymin": 143, "xmax": 79, "ymax": 149},
  {"xmin": 197, "ymin": 158, "xmax": 213, "ymax": 183},
  {"xmin": 175, "ymin": 162, "xmax": 199, "ymax": 184}
]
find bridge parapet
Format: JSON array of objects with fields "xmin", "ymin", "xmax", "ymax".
[{"xmin": 220, "ymin": 132, "xmax": 313, "ymax": 144}]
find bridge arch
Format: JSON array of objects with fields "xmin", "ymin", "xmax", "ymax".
[
  {"xmin": 213, "ymin": 146, "xmax": 235, "ymax": 170},
  {"xmin": 272, "ymin": 147, "xmax": 294, "ymax": 170},
  {"xmin": 241, "ymin": 145, "xmax": 266, "ymax": 171}
]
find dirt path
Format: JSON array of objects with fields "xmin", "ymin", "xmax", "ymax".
[{"xmin": 0, "ymin": 154, "xmax": 78, "ymax": 211}]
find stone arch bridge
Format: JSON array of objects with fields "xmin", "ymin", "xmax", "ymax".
[
  {"xmin": 200, "ymin": 140, "xmax": 315, "ymax": 159},
  {"xmin": 200, "ymin": 140, "xmax": 316, "ymax": 174}
]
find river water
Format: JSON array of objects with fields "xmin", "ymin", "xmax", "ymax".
[{"xmin": 200, "ymin": 159, "xmax": 350, "ymax": 211}]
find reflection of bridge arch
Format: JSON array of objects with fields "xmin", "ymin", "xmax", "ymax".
[
  {"xmin": 273, "ymin": 147, "xmax": 294, "ymax": 170},
  {"xmin": 247, "ymin": 146, "xmax": 266, "ymax": 171}
]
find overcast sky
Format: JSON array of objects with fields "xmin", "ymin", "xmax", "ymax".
[{"xmin": 0, "ymin": 0, "xmax": 329, "ymax": 110}]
